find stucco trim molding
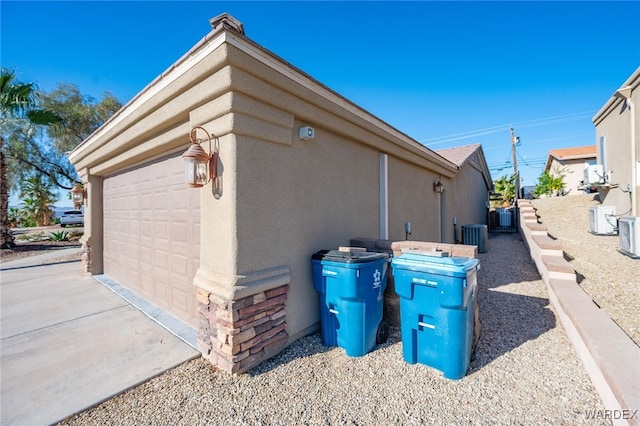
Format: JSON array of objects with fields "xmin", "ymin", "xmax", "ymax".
[
  {"xmin": 193, "ymin": 265, "xmax": 291, "ymax": 301},
  {"xmin": 69, "ymin": 31, "xmax": 230, "ymax": 163},
  {"xmin": 593, "ymin": 67, "xmax": 640, "ymax": 126}
]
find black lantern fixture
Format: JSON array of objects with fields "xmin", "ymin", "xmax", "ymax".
[{"xmin": 183, "ymin": 126, "xmax": 218, "ymax": 188}]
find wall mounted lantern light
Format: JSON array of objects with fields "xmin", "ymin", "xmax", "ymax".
[
  {"xmin": 183, "ymin": 126, "xmax": 219, "ymax": 188},
  {"xmin": 71, "ymin": 183, "xmax": 85, "ymax": 209},
  {"xmin": 433, "ymin": 177, "xmax": 444, "ymax": 193}
]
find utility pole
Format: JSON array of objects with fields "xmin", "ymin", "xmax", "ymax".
[
  {"xmin": 510, "ymin": 126, "xmax": 520, "ymax": 200},
  {"xmin": 510, "ymin": 126, "xmax": 518, "ymax": 176}
]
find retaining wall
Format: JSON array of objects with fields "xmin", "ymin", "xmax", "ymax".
[{"xmin": 517, "ymin": 200, "xmax": 639, "ymax": 425}]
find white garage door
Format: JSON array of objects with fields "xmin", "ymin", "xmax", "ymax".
[{"xmin": 103, "ymin": 153, "xmax": 200, "ymax": 327}]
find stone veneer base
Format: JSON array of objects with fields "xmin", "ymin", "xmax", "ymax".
[{"xmin": 197, "ymin": 284, "xmax": 289, "ymax": 374}]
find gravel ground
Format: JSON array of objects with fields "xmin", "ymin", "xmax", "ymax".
[
  {"xmin": 532, "ymin": 195, "xmax": 640, "ymax": 346},
  {"xmin": 0, "ymin": 240, "xmax": 81, "ymax": 264},
  {"xmin": 58, "ymin": 233, "xmax": 606, "ymax": 425},
  {"xmin": 0, "ymin": 226, "xmax": 82, "ymax": 264}
]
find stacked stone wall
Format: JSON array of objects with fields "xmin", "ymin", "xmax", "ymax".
[{"xmin": 197, "ymin": 285, "xmax": 289, "ymax": 374}]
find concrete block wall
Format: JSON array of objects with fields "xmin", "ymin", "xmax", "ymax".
[{"xmin": 517, "ymin": 200, "xmax": 640, "ymax": 425}]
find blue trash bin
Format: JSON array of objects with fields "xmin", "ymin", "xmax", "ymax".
[
  {"xmin": 311, "ymin": 249, "xmax": 389, "ymax": 357},
  {"xmin": 391, "ymin": 252, "xmax": 479, "ymax": 379}
]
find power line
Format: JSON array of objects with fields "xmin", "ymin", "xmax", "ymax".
[
  {"xmin": 420, "ymin": 110, "xmax": 596, "ymax": 146},
  {"xmin": 516, "ymin": 150, "xmax": 547, "ymax": 168}
]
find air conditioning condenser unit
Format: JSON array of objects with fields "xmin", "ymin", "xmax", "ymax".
[
  {"xmin": 497, "ymin": 208, "xmax": 512, "ymax": 227},
  {"xmin": 589, "ymin": 205, "xmax": 616, "ymax": 235},
  {"xmin": 462, "ymin": 224, "xmax": 488, "ymax": 253},
  {"xmin": 619, "ymin": 216, "xmax": 640, "ymax": 258},
  {"xmin": 584, "ymin": 164, "xmax": 605, "ymax": 185}
]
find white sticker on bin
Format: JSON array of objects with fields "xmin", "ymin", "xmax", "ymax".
[
  {"xmin": 418, "ymin": 321, "xmax": 435, "ymax": 329},
  {"xmin": 323, "ymin": 269, "xmax": 338, "ymax": 276},
  {"xmin": 329, "ymin": 309, "xmax": 339, "ymax": 315},
  {"xmin": 412, "ymin": 277, "xmax": 437, "ymax": 286}
]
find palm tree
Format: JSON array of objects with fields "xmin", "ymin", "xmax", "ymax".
[
  {"xmin": 20, "ymin": 176, "xmax": 56, "ymax": 226},
  {"xmin": 493, "ymin": 174, "xmax": 516, "ymax": 207},
  {"xmin": 0, "ymin": 69, "xmax": 60, "ymax": 247}
]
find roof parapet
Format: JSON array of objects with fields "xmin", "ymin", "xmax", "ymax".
[{"xmin": 210, "ymin": 13, "xmax": 245, "ymax": 35}]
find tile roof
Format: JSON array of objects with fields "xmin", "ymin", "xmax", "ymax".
[
  {"xmin": 545, "ymin": 145, "xmax": 597, "ymax": 172},
  {"xmin": 435, "ymin": 143, "xmax": 481, "ymax": 166},
  {"xmin": 548, "ymin": 145, "xmax": 596, "ymax": 160}
]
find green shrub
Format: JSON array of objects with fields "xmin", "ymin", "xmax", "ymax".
[
  {"xmin": 534, "ymin": 170, "xmax": 565, "ymax": 197},
  {"xmin": 46, "ymin": 230, "xmax": 71, "ymax": 242}
]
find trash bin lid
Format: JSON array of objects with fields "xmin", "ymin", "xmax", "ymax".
[
  {"xmin": 311, "ymin": 249, "xmax": 389, "ymax": 263},
  {"xmin": 391, "ymin": 252, "xmax": 478, "ymax": 277}
]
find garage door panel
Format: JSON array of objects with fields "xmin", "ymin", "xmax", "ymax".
[
  {"xmin": 154, "ymin": 195, "xmax": 168, "ymax": 212},
  {"xmin": 154, "ymin": 278, "xmax": 169, "ymax": 304},
  {"xmin": 140, "ymin": 221, "xmax": 153, "ymax": 238},
  {"xmin": 154, "ymin": 220, "xmax": 169, "ymax": 242},
  {"xmin": 154, "ymin": 249, "xmax": 169, "ymax": 269},
  {"xmin": 140, "ymin": 192, "xmax": 153, "ymax": 213},
  {"xmin": 171, "ymin": 222, "xmax": 190, "ymax": 244},
  {"xmin": 171, "ymin": 187, "xmax": 189, "ymax": 211},
  {"xmin": 103, "ymin": 154, "xmax": 200, "ymax": 327},
  {"xmin": 171, "ymin": 287, "xmax": 190, "ymax": 316},
  {"xmin": 141, "ymin": 274, "xmax": 154, "ymax": 295}
]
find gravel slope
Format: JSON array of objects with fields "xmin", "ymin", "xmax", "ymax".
[
  {"xmin": 532, "ymin": 195, "xmax": 640, "ymax": 346},
  {"xmin": 58, "ymin": 233, "xmax": 605, "ymax": 425}
]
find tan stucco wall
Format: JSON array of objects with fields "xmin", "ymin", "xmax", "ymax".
[
  {"xmin": 189, "ymin": 41, "xmax": 463, "ymax": 340},
  {"xmin": 442, "ymin": 158, "xmax": 491, "ymax": 243},
  {"xmin": 548, "ymin": 158, "xmax": 592, "ymax": 196},
  {"xmin": 593, "ymin": 68, "xmax": 640, "ymax": 215},
  {"xmin": 387, "ymin": 156, "xmax": 441, "ymax": 242},
  {"xmin": 69, "ymin": 28, "xmax": 492, "ymax": 345}
]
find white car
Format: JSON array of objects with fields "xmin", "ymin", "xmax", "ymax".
[{"xmin": 60, "ymin": 210, "xmax": 84, "ymax": 227}]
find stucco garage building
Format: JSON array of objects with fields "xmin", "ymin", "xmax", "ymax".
[{"xmin": 69, "ymin": 14, "xmax": 492, "ymax": 374}]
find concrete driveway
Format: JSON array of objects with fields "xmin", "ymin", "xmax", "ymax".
[{"xmin": 0, "ymin": 249, "xmax": 199, "ymax": 426}]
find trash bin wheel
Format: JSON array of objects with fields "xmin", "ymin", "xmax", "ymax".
[{"xmin": 376, "ymin": 320, "xmax": 390, "ymax": 345}]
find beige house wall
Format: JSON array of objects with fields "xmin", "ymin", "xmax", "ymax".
[
  {"xmin": 547, "ymin": 157, "xmax": 593, "ymax": 196},
  {"xmin": 68, "ymin": 18, "xmax": 491, "ymax": 372},
  {"xmin": 593, "ymin": 67, "xmax": 640, "ymax": 216},
  {"xmin": 443, "ymin": 157, "xmax": 491, "ymax": 243},
  {"xmin": 387, "ymin": 156, "xmax": 441, "ymax": 243}
]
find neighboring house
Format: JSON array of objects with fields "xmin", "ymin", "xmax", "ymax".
[
  {"xmin": 436, "ymin": 144, "xmax": 493, "ymax": 242},
  {"xmin": 68, "ymin": 14, "xmax": 492, "ymax": 374},
  {"xmin": 543, "ymin": 145, "xmax": 597, "ymax": 195},
  {"xmin": 592, "ymin": 67, "xmax": 640, "ymax": 217}
]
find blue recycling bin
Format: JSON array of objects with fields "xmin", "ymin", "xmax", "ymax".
[
  {"xmin": 391, "ymin": 252, "xmax": 479, "ymax": 379},
  {"xmin": 311, "ymin": 249, "xmax": 389, "ymax": 357}
]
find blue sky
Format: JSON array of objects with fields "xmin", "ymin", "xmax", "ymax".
[{"xmin": 2, "ymin": 1, "xmax": 640, "ymax": 205}]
